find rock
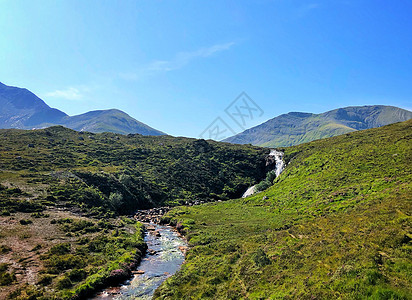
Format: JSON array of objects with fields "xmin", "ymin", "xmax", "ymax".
[
  {"xmin": 109, "ymin": 269, "xmax": 130, "ymax": 281},
  {"xmin": 146, "ymin": 225, "xmax": 156, "ymax": 231},
  {"xmin": 178, "ymin": 246, "xmax": 188, "ymax": 253},
  {"xmin": 176, "ymin": 222, "xmax": 184, "ymax": 233},
  {"xmin": 147, "ymin": 249, "xmax": 156, "ymax": 255},
  {"xmin": 133, "ymin": 270, "xmax": 145, "ymax": 274},
  {"xmin": 262, "ymin": 196, "xmax": 268, "ymax": 200},
  {"xmin": 154, "ymin": 230, "xmax": 161, "ymax": 237}
]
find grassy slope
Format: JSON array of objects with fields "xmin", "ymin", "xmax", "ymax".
[
  {"xmin": 156, "ymin": 119, "xmax": 412, "ymax": 299},
  {"xmin": 0, "ymin": 126, "xmax": 269, "ymax": 299}
]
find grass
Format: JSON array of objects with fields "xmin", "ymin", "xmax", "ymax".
[
  {"xmin": 155, "ymin": 119, "xmax": 412, "ymax": 299},
  {"xmin": 0, "ymin": 125, "xmax": 270, "ymax": 299}
]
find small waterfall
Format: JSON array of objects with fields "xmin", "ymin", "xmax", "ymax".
[
  {"xmin": 242, "ymin": 185, "xmax": 256, "ymax": 198},
  {"xmin": 242, "ymin": 149, "xmax": 285, "ymax": 198},
  {"xmin": 270, "ymin": 149, "xmax": 285, "ymax": 177}
]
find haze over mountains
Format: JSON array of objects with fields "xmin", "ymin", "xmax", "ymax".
[
  {"xmin": 0, "ymin": 82, "xmax": 165, "ymax": 136},
  {"xmin": 224, "ymin": 105, "xmax": 412, "ymax": 147}
]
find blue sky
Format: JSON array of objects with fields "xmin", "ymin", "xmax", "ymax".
[{"xmin": 1, "ymin": 1, "xmax": 411, "ymax": 138}]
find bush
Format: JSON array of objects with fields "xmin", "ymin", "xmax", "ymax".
[
  {"xmin": 266, "ymin": 170, "xmax": 277, "ymax": 183},
  {"xmin": 252, "ymin": 248, "xmax": 271, "ymax": 267},
  {"xmin": 67, "ymin": 269, "xmax": 87, "ymax": 282},
  {"xmin": 37, "ymin": 274, "xmax": 54, "ymax": 286},
  {"xmin": 0, "ymin": 264, "xmax": 15, "ymax": 286},
  {"xmin": 31, "ymin": 212, "xmax": 49, "ymax": 218},
  {"xmin": 109, "ymin": 192, "xmax": 124, "ymax": 212},
  {"xmin": 19, "ymin": 219, "xmax": 32, "ymax": 225},
  {"xmin": 56, "ymin": 276, "xmax": 73, "ymax": 289},
  {"xmin": 49, "ymin": 243, "xmax": 71, "ymax": 255},
  {"xmin": 255, "ymin": 180, "xmax": 271, "ymax": 192},
  {"xmin": 0, "ymin": 245, "xmax": 11, "ymax": 254}
]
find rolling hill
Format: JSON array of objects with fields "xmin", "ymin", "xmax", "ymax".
[
  {"xmin": 224, "ymin": 105, "xmax": 412, "ymax": 147},
  {"xmin": 0, "ymin": 82, "xmax": 165, "ymax": 135},
  {"xmin": 158, "ymin": 119, "xmax": 412, "ymax": 299}
]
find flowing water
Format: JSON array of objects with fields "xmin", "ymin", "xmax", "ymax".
[
  {"xmin": 242, "ymin": 149, "xmax": 285, "ymax": 198},
  {"xmin": 270, "ymin": 149, "xmax": 285, "ymax": 177},
  {"xmin": 92, "ymin": 224, "xmax": 187, "ymax": 300}
]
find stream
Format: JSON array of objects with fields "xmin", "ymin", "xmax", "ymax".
[
  {"xmin": 93, "ymin": 150, "xmax": 282, "ymax": 299},
  {"xmin": 92, "ymin": 223, "xmax": 187, "ymax": 300}
]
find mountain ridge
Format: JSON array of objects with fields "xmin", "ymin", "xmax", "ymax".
[
  {"xmin": 224, "ymin": 105, "xmax": 412, "ymax": 147},
  {"xmin": 0, "ymin": 82, "xmax": 165, "ymax": 135}
]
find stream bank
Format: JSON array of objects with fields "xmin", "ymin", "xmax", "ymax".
[{"xmin": 91, "ymin": 223, "xmax": 187, "ymax": 300}]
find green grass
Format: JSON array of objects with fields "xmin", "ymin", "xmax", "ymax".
[{"xmin": 156, "ymin": 120, "xmax": 412, "ymax": 299}]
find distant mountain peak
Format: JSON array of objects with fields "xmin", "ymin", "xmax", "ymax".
[
  {"xmin": 224, "ymin": 105, "xmax": 412, "ymax": 147},
  {"xmin": 0, "ymin": 82, "xmax": 166, "ymax": 136}
]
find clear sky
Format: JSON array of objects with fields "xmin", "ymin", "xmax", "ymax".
[{"xmin": 1, "ymin": 0, "xmax": 411, "ymax": 138}]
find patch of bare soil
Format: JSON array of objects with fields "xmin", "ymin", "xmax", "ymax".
[{"xmin": 0, "ymin": 210, "xmax": 98, "ymax": 299}]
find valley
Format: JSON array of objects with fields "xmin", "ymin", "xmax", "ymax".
[
  {"xmin": 2, "ymin": 2, "xmax": 412, "ymax": 299},
  {"xmin": 1, "ymin": 120, "xmax": 410, "ymax": 299},
  {"xmin": 0, "ymin": 126, "xmax": 270, "ymax": 299}
]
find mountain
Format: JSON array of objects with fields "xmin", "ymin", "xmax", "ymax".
[
  {"xmin": 0, "ymin": 82, "xmax": 165, "ymax": 135},
  {"xmin": 59, "ymin": 109, "xmax": 165, "ymax": 135},
  {"xmin": 0, "ymin": 82, "xmax": 68, "ymax": 128},
  {"xmin": 224, "ymin": 105, "xmax": 412, "ymax": 147}
]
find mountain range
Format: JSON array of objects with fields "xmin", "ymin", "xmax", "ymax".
[
  {"xmin": 224, "ymin": 105, "xmax": 412, "ymax": 147},
  {"xmin": 0, "ymin": 82, "xmax": 165, "ymax": 135},
  {"xmin": 2, "ymin": 82, "xmax": 411, "ymax": 143}
]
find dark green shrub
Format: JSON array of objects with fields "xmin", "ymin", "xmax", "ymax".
[
  {"xmin": 49, "ymin": 243, "xmax": 71, "ymax": 255},
  {"xmin": 0, "ymin": 245, "xmax": 11, "ymax": 254},
  {"xmin": 19, "ymin": 219, "xmax": 32, "ymax": 225},
  {"xmin": 0, "ymin": 263, "xmax": 15, "ymax": 286},
  {"xmin": 67, "ymin": 269, "xmax": 87, "ymax": 282},
  {"xmin": 37, "ymin": 274, "xmax": 54, "ymax": 286},
  {"xmin": 255, "ymin": 180, "xmax": 271, "ymax": 192},
  {"xmin": 31, "ymin": 212, "xmax": 49, "ymax": 218},
  {"xmin": 56, "ymin": 276, "xmax": 73, "ymax": 289},
  {"xmin": 252, "ymin": 248, "xmax": 271, "ymax": 267}
]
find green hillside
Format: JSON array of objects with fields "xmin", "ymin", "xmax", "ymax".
[
  {"xmin": 0, "ymin": 126, "xmax": 269, "ymax": 299},
  {"xmin": 224, "ymin": 105, "xmax": 412, "ymax": 148},
  {"xmin": 156, "ymin": 119, "xmax": 412, "ymax": 299},
  {"xmin": 0, "ymin": 126, "xmax": 269, "ymax": 215}
]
